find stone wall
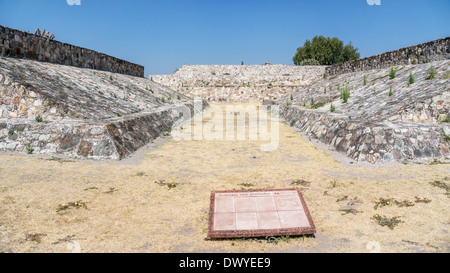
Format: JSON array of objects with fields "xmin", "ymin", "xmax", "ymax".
[
  {"xmin": 0, "ymin": 102, "xmax": 207, "ymax": 160},
  {"xmin": 151, "ymin": 64, "xmax": 326, "ymax": 102},
  {"xmin": 0, "ymin": 25, "xmax": 144, "ymax": 77},
  {"xmin": 326, "ymin": 37, "xmax": 450, "ymax": 76},
  {"xmin": 0, "ymin": 55, "xmax": 208, "ymax": 160},
  {"xmin": 264, "ymin": 102, "xmax": 450, "ymax": 164}
]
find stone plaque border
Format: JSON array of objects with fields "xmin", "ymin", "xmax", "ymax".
[{"xmin": 207, "ymin": 188, "xmax": 316, "ymax": 239}]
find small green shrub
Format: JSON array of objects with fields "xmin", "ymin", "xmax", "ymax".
[
  {"xmin": 309, "ymin": 102, "xmax": 326, "ymax": 109},
  {"xmin": 109, "ymin": 75, "xmax": 113, "ymax": 81},
  {"xmin": 428, "ymin": 66, "xmax": 436, "ymax": 79},
  {"xmin": 330, "ymin": 104, "xmax": 335, "ymax": 112},
  {"xmin": 389, "ymin": 67, "xmax": 396, "ymax": 79},
  {"xmin": 443, "ymin": 132, "xmax": 450, "ymax": 142},
  {"xmin": 340, "ymin": 84, "xmax": 350, "ymax": 103},
  {"xmin": 373, "ymin": 214, "xmax": 403, "ymax": 230},
  {"xmin": 35, "ymin": 115, "xmax": 43, "ymax": 123},
  {"xmin": 8, "ymin": 129, "xmax": 14, "ymax": 136},
  {"xmin": 409, "ymin": 72, "xmax": 415, "ymax": 85},
  {"xmin": 161, "ymin": 98, "xmax": 165, "ymax": 103},
  {"xmin": 26, "ymin": 144, "xmax": 34, "ymax": 154},
  {"xmin": 177, "ymin": 95, "xmax": 181, "ymax": 100},
  {"xmin": 363, "ymin": 75, "xmax": 367, "ymax": 86},
  {"xmin": 389, "ymin": 87, "xmax": 394, "ymax": 96},
  {"xmin": 290, "ymin": 94, "xmax": 293, "ymax": 101}
]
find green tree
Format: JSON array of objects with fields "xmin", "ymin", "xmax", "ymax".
[{"xmin": 293, "ymin": 36, "xmax": 360, "ymax": 66}]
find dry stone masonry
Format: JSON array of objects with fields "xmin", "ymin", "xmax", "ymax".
[
  {"xmin": 1, "ymin": 23, "xmax": 449, "ymax": 164},
  {"xmin": 264, "ymin": 59, "xmax": 450, "ymax": 164},
  {"xmin": 325, "ymin": 37, "xmax": 449, "ymax": 76},
  {"xmin": 0, "ymin": 25, "xmax": 144, "ymax": 77},
  {"xmin": 151, "ymin": 64, "xmax": 325, "ymax": 102},
  {"xmin": 0, "ymin": 56, "xmax": 207, "ymax": 159}
]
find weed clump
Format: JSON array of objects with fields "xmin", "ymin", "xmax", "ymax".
[
  {"xmin": 56, "ymin": 201, "xmax": 87, "ymax": 213},
  {"xmin": 155, "ymin": 180, "xmax": 178, "ymax": 190},
  {"xmin": 389, "ymin": 67, "xmax": 396, "ymax": 79},
  {"xmin": 373, "ymin": 214, "xmax": 403, "ymax": 230}
]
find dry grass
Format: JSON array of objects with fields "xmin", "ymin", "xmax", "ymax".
[{"xmin": 0, "ymin": 104, "xmax": 449, "ymax": 253}]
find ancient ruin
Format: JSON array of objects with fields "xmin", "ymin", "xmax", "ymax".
[
  {"xmin": 1, "ymin": 22, "xmax": 449, "ymax": 253},
  {"xmin": 151, "ymin": 37, "xmax": 450, "ymax": 164},
  {"xmin": 0, "ymin": 25, "xmax": 207, "ymax": 160}
]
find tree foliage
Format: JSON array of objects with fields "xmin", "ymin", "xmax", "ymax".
[{"xmin": 293, "ymin": 36, "xmax": 360, "ymax": 66}]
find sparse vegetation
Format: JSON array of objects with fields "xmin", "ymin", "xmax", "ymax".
[
  {"xmin": 363, "ymin": 75, "xmax": 367, "ymax": 86},
  {"xmin": 430, "ymin": 179, "xmax": 450, "ymax": 196},
  {"xmin": 389, "ymin": 87, "xmax": 394, "ymax": 97},
  {"xmin": 8, "ymin": 129, "xmax": 14, "ymax": 136},
  {"xmin": 26, "ymin": 144, "xmax": 34, "ymax": 154},
  {"xmin": 25, "ymin": 233, "xmax": 47, "ymax": 243},
  {"xmin": 155, "ymin": 179, "xmax": 178, "ymax": 190},
  {"xmin": 408, "ymin": 72, "xmax": 415, "ymax": 85},
  {"xmin": 240, "ymin": 182, "xmax": 256, "ymax": 187},
  {"xmin": 291, "ymin": 179, "xmax": 311, "ymax": 188},
  {"xmin": 56, "ymin": 201, "xmax": 87, "ymax": 213},
  {"xmin": 340, "ymin": 84, "xmax": 350, "ymax": 103},
  {"xmin": 104, "ymin": 187, "xmax": 119, "ymax": 194},
  {"xmin": 35, "ymin": 115, "xmax": 43, "ymax": 123},
  {"xmin": 307, "ymin": 101, "xmax": 326, "ymax": 109},
  {"xmin": 330, "ymin": 104, "xmax": 335, "ymax": 112},
  {"xmin": 428, "ymin": 66, "xmax": 436, "ymax": 79},
  {"xmin": 84, "ymin": 186, "xmax": 98, "ymax": 191},
  {"xmin": 373, "ymin": 214, "xmax": 402, "ymax": 230},
  {"xmin": 389, "ymin": 67, "xmax": 396, "ymax": 79},
  {"xmin": 442, "ymin": 131, "xmax": 450, "ymax": 142},
  {"xmin": 373, "ymin": 197, "xmax": 394, "ymax": 210}
]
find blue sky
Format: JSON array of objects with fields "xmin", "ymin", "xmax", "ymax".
[{"xmin": 0, "ymin": 0, "xmax": 449, "ymax": 76}]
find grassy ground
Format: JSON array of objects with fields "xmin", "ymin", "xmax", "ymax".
[{"xmin": 0, "ymin": 104, "xmax": 449, "ymax": 253}]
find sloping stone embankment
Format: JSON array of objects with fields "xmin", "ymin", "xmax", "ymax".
[
  {"xmin": 0, "ymin": 56, "xmax": 208, "ymax": 159},
  {"xmin": 264, "ymin": 101, "xmax": 450, "ymax": 164},
  {"xmin": 266, "ymin": 60, "xmax": 450, "ymax": 164}
]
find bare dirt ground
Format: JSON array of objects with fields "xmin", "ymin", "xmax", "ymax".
[{"xmin": 0, "ymin": 104, "xmax": 449, "ymax": 253}]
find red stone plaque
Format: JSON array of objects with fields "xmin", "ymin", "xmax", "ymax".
[{"xmin": 207, "ymin": 189, "xmax": 316, "ymax": 239}]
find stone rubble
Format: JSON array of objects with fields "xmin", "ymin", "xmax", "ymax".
[{"xmin": 151, "ymin": 64, "xmax": 326, "ymax": 102}]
